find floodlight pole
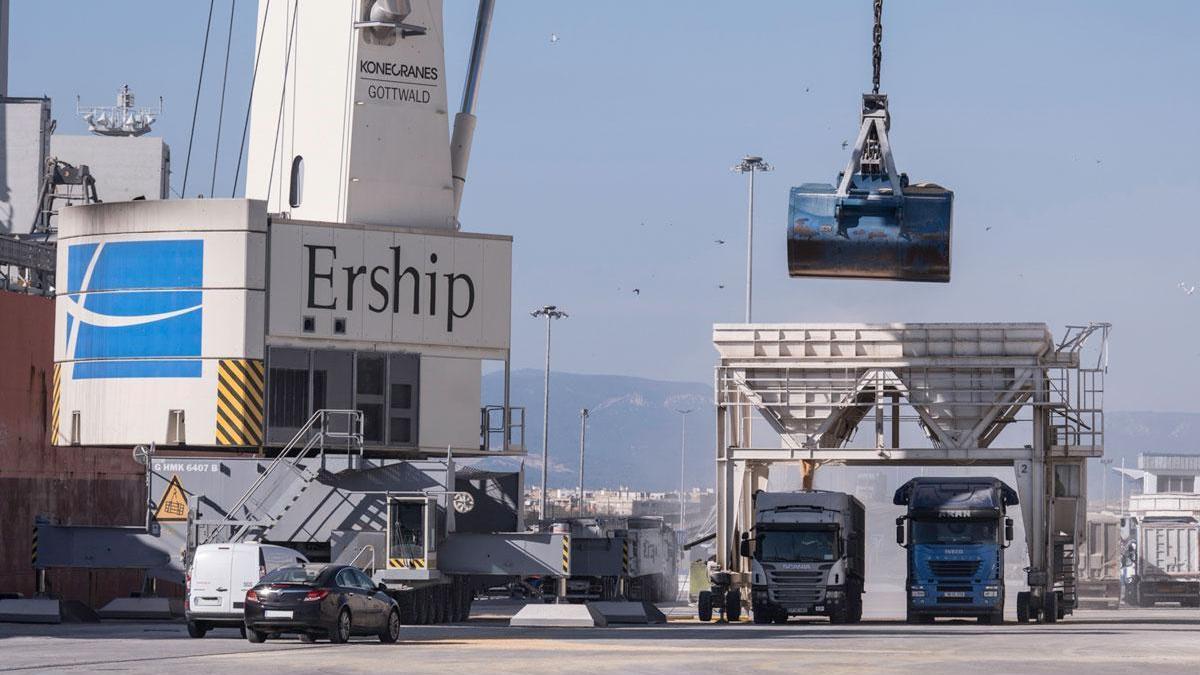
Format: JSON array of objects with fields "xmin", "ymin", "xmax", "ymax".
[
  {"xmin": 732, "ymin": 156, "xmax": 772, "ymax": 323},
  {"xmin": 676, "ymin": 408, "xmax": 693, "ymax": 538},
  {"xmin": 531, "ymin": 305, "xmax": 568, "ymax": 520}
]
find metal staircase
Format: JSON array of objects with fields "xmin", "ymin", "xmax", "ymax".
[{"xmin": 197, "ymin": 409, "xmax": 364, "ymax": 547}]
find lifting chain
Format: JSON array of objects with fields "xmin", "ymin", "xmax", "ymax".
[{"xmin": 872, "ymin": 0, "xmax": 883, "ymax": 94}]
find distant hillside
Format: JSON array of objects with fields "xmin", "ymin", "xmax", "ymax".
[
  {"xmin": 485, "ymin": 370, "xmax": 1200, "ymax": 493},
  {"xmin": 483, "ymin": 369, "xmax": 711, "ymax": 492}
]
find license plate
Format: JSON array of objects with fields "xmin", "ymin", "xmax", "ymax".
[
  {"xmin": 265, "ymin": 610, "xmax": 293, "ymax": 619},
  {"xmin": 942, "ymin": 592, "xmax": 967, "ymax": 598}
]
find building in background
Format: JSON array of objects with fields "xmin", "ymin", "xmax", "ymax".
[{"xmin": 49, "ymin": 135, "xmax": 169, "ymax": 203}]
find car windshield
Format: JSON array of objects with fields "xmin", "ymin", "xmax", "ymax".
[
  {"xmin": 756, "ymin": 530, "xmax": 837, "ymax": 563},
  {"xmin": 260, "ymin": 565, "xmax": 325, "ymax": 584},
  {"xmin": 911, "ymin": 519, "xmax": 997, "ymax": 545}
]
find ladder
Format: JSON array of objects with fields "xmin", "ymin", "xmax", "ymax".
[
  {"xmin": 1055, "ymin": 537, "xmax": 1079, "ymax": 610},
  {"xmin": 198, "ymin": 409, "xmax": 364, "ymax": 546}
]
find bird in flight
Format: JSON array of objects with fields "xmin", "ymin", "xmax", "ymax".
[
  {"xmin": 841, "ymin": 140, "xmax": 849, "ymax": 150},
  {"xmin": 632, "ymin": 288, "xmax": 640, "ymax": 296},
  {"xmin": 714, "ymin": 239, "xmax": 726, "ymax": 245},
  {"xmin": 1180, "ymin": 282, "xmax": 1196, "ymax": 296},
  {"xmin": 550, "ymin": 33, "xmax": 559, "ymax": 45}
]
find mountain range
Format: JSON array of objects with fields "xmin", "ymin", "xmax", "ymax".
[{"xmin": 484, "ymin": 370, "xmax": 1200, "ymax": 494}]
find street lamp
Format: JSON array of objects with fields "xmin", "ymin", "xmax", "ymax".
[
  {"xmin": 531, "ymin": 305, "xmax": 568, "ymax": 520},
  {"xmin": 675, "ymin": 408, "xmax": 694, "ymax": 539},
  {"xmin": 577, "ymin": 408, "xmax": 589, "ymax": 517},
  {"xmin": 731, "ymin": 155, "xmax": 772, "ymax": 323}
]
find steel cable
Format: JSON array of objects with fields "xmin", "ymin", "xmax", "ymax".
[{"xmin": 181, "ymin": 0, "xmax": 217, "ymax": 198}]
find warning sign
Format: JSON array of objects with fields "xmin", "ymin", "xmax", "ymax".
[{"xmin": 154, "ymin": 475, "xmax": 190, "ymax": 522}]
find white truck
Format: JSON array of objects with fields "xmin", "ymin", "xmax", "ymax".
[
  {"xmin": 1121, "ymin": 516, "xmax": 1200, "ymax": 607},
  {"xmin": 735, "ymin": 490, "xmax": 866, "ymax": 624}
]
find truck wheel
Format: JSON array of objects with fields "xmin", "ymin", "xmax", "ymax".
[
  {"xmin": 1016, "ymin": 591, "xmax": 1030, "ymax": 623},
  {"xmin": 1042, "ymin": 592, "xmax": 1058, "ymax": 624},
  {"xmin": 725, "ymin": 590, "xmax": 742, "ymax": 622},
  {"xmin": 849, "ymin": 589, "xmax": 864, "ymax": 624},
  {"xmin": 772, "ymin": 611, "xmax": 788, "ymax": 624},
  {"xmin": 186, "ymin": 621, "xmax": 207, "ymax": 638},
  {"xmin": 752, "ymin": 603, "xmax": 771, "ymax": 624},
  {"xmin": 1055, "ymin": 592, "xmax": 1066, "ymax": 620},
  {"xmin": 978, "ymin": 610, "xmax": 1003, "ymax": 625},
  {"xmin": 698, "ymin": 591, "xmax": 713, "ymax": 622},
  {"xmin": 829, "ymin": 601, "xmax": 848, "ymax": 625}
]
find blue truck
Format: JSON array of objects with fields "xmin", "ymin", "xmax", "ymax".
[{"xmin": 894, "ymin": 477, "xmax": 1018, "ymax": 624}]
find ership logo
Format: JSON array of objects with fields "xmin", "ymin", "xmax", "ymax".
[{"xmin": 63, "ymin": 240, "xmax": 204, "ymax": 379}]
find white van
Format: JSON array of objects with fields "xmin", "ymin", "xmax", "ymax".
[{"xmin": 186, "ymin": 543, "xmax": 308, "ymax": 637}]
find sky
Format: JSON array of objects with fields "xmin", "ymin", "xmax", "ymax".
[{"xmin": 9, "ymin": 1, "xmax": 1200, "ymax": 413}]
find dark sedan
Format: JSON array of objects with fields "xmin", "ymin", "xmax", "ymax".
[{"xmin": 243, "ymin": 564, "xmax": 400, "ymax": 643}]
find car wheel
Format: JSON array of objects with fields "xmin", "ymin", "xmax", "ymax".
[
  {"xmin": 186, "ymin": 621, "xmax": 207, "ymax": 639},
  {"xmin": 299, "ymin": 633, "xmax": 316, "ymax": 643},
  {"xmin": 379, "ymin": 609, "xmax": 401, "ymax": 643},
  {"xmin": 330, "ymin": 608, "xmax": 352, "ymax": 644},
  {"xmin": 246, "ymin": 628, "xmax": 267, "ymax": 644}
]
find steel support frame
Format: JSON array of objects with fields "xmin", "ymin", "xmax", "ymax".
[{"xmin": 712, "ymin": 323, "xmax": 1104, "ymax": 618}]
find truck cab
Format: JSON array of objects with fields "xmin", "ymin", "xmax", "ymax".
[
  {"xmin": 743, "ymin": 490, "xmax": 865, "ymax": 624},
  {"xmin": 894, "ymin": 477, "xmax": 1017, "ymax": 624}
]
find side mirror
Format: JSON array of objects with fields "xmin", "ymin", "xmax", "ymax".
[
  {"xmin": 739, "ymin": 532, "xmax": 751, "ymax": 558},
  {"xmin": 1004, "ymin": 518, "xmax": 1014, "ymax": 542},
  {"xmin": 895, "ymin": 516, "xmax": 906, "ymax": 548},
  {"xmin": 377, "ymin": 582, "xmax": 388, "ymax": 591}
]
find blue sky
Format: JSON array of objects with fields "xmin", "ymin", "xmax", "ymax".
[{"xmin": 10, "ymin": 1, "xmax": 1200, "ymax": 412}]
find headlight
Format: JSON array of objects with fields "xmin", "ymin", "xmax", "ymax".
[
  {"xmin": 983, "ymin": 585, "xmax": 1000, "ymax": 598},
  {"xmin": 826, "ymin": 589, "xmax": 844, "ymax": 599},
  {"xmin": 910, "ymin": 589, "xmax": 925, "ymax": 598}
]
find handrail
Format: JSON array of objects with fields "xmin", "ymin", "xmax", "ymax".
[{"xmin": 350, "ymin": 544, "xmax": 376, "ymax": 578}]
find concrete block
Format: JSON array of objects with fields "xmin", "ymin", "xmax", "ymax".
[
  {"xmin": 0, "ymin": 598, "xmax": 61, "ymax": 624},
  {"xmin": 98, "ymin": 597, "xmax": 174, "ymax": 620},
  {"xmin": 509, "ymin": 603, "xmax": 607, "ymax": 628},
  {"xmin": 590, "ymin": 601, "xmax": 667, "ymax": 625}
]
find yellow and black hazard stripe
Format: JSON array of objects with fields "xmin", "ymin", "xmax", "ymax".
[
  {"xmin": 50, "ymin": 364, "xmax": 61, "ymax": 446},
  {"xmin": 31, "ymin": 525, "xmax": 38, "ymax": 567},
  {"xmin": 215, "ymin": 359, "xmax": 265, "ymax": 446},
  {"xmin": 561, "ymin": 534, "xmax": 571, "ymax": 575},
  {"xmin": 622, "ymin": 538, "xmax": 630, "ymax": 576},
  {"xmin": 387, "ymin": 557, "xmax": 427, "ymax": 570}
]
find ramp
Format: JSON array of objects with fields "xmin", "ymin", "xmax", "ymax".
[
  {"xmin": 589, "ymin": 601, "xmax": 666, "ymax": 625},
  {"xmin": 510, "ymin": 603, "xmax": 607, "ymax": 628},
  {"xmin": 0, "ymin": 599, "xmax": 62, "ymax": 624}
]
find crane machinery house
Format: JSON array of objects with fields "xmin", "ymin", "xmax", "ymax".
[{"xmin": 51, "ymin": 0, "xmax": 514, "ymax": 454}]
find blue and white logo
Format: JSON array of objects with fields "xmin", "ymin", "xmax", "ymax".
[{"xmin": 64, "ymin": 239, "xmax": 204, "ymax": 379}]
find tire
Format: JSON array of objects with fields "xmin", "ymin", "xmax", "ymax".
[
  {"xmin": 246, "ymin": 628, "xmax": 267, "ymax": 644},
  {"xmin": 330, "ymin": 608, "xmax": 352, "ymax": 644},
  {"xmin": 977, "ymin": 611, "xmax": 1002, "ymax": 625},
  {"xmin": 849, "ymin": 589, "xmax": 864, "ymax": 624},
  {"xmin": 829, "ymin": 601, "xmax": 848, "ymax": 625},
  {"xmin": 379, "ymin": 609, "xmax": 401, "ymax": 643},
  {"xmin": 414, "ymin": 590, "xmax": 429, "ymax": 625},
  {"xmin": 186, "ymin": 621, "xmax": 207, "ymax": 639},
  {"xmin": 299, "ymin": 633, "xmax": 316, "ymax": 643},
  {"xmin": 1016, "ymin": 591, "xmax": 1030, "ymax": 624},
  {"xmin": 752, "ymin": 603, "xmax": 772, "ymax": 624},
  {"xmin": 1042, "ymin": 592, "xmax": 1058, "ymax": 624},
  {"xmin": 1056, "ymin": 592, "xmax": 1066, "ymax": 620},
  {"xmin": 698, "ymin": 591, "xmax": 713, "ymax": 622},
  {"xmin": 725, "ymin": 589, "xmax": 742, "ymax": 622},
  {"xmin": 772, "ymin": 612, "xmax": 788, "ymax": 625},
  {"xmin": 434, "ymin": 586, "xmax": 448, "ymax": 624}
]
